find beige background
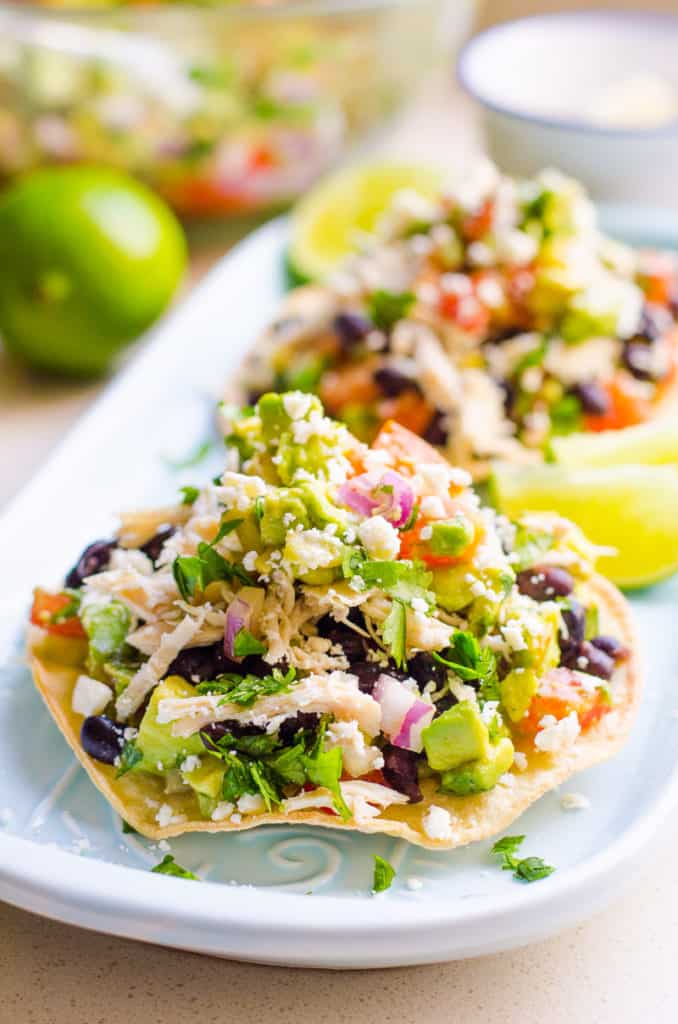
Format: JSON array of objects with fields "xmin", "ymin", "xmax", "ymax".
[{"xmin": 3, "ymin": 1, "xmax": 678, "ymax": 1020}]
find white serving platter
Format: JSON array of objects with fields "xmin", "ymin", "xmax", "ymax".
[{"xmin": 1, "ymin": 213, "xmax": 677, "ymax": 968}]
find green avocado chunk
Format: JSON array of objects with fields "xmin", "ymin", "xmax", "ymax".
[
  {"xmin": 500, "ymin": 667, "xmax": 539, "ymax": 723},
  {"xmin": 439, "ymin": 737, "xmax": 515, "ymax": 796},
  {"xmin": 429, "ymin": 515, "xmax": 475, "ymax": 557},
  {"xmin": 135, "ymin": 676, "xmax": 204, "ymax": 774},
  {"xmin": 422, "ymin": 701, "xmax": 491, "ymax": 772},
  {"xmin": 182, "ymin": 757, "xmax": 226, "ymax": 817}
]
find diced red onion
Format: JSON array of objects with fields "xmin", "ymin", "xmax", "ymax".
[
  {"xmin": 224, "ymin": 596, "xmax": 251, "ymax": 661},
  {"xmin": 393, "ymin": 701, "xmax": 435, "ymax": 752},
  {"xmin": 373, "ymin": 673, "xmax": 433, "ymax": 753},
  {"xmin": 338, "ymin": 471, "xmax": 414, "ymax": 528}
]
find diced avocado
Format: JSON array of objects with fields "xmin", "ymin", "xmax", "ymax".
[
  {"xmin": 560, "ymin": 304, "xmax": 617, "ymax": 344},
  {"xmin": 259, "ymin": 490, "xmax": 310, "ymax": 546},
  {"xmin": 439, "ymin": 737, "xmax": 515, "ymax": 796},
  {"xmin": 340, "ymin": 404, "xmax": 379, "ymax": 443},
  {"xmin": 182, "ymin": 756, "xmax": 225, "ymax": 817},
  {"xmin": 500, "ymin": 667, "xmax": 539, "ymax": 723},
  {"xmin": 283, "ymin": 529, "xmax": 344, "ymax": 583},
  {"xmin": 135, "ymin": 676, "xmax": 204, "ymax": 774},
  {"xmin": 430, "ymin": 565, "xmax": 475, "ymax": 612},
  {"xmin": 513, "ymin": 605, "xmax": 561, "ymax": 674},
  {"xmin": 422, "ymin": 701, "xmax": 491, "ymax": 772},
  {"xmin": 429, "ymin": 515, "xmax": 475, "ymax": 557},
  {"xmin": 296, "ymin": 481, "xmax": 347, "ymax": 532},
  {"xmin": 258, "ymin": 392, "xmax": 292, "ymax": 442}
]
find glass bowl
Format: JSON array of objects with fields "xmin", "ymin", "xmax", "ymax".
[{"xmin": 0, "ymin": 0, "xmax": 472, "ymax": 219}]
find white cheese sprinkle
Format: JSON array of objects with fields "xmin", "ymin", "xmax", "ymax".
[
  {"xmin": 534, "ymin": 712, "xmax": 581, "ymax": 753},
  {"xmin": 422, "ymin": 805, "xmax": 455, "ymax": 842},
  {"xmin": 560, "ymin": 792, "xmax": 591, "ymax": 811}
]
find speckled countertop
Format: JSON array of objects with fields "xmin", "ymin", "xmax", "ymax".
[{"xmin": 3, "ymin": 41, "xmax": 678, "ymax": 1023}]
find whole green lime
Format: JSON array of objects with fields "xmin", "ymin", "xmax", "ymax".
[{"xmin": 0, "ymin": 166, "xmax": 187, "ymax": 376}]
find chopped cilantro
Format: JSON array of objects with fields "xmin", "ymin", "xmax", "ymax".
[
  {"xmin": 372, "ymin": 855, "xmax": 396, "ymax": 893},
  {"xmin": 433, "ymin": 630, "xmax": 498, "ymax": 700},
  {"xmin": 490, "ymin": 835, "xmax": 555, "ymax": 882},
  {"xmin": 49, "ymin": 588, "xmax": 81, "ymax": 624},
  {"xmin": 151, "ymin": 855, "xmax": 199, "ymax": 880},
  {"xmin": 254, "ymin": 495, "xmax": 265, "ymax": 522},
  {"xmin": 513, "ymin": 337, "xmax": 547, "ymax": 377},
  {"xmin": 165, "ymin": 439, "xmax": 213, "ymax": 471},
  {"xmin": 179, "ymin": 485, "xmax": 200, "ymax": 505},
  {"xmin": 550, "ymin": 394, "xmax": 582, "ymax": 436},
  {"xmin": 121, "ymin": 819, "xmax": 137, "ymax": 834},
  {"xmin": 115, "ymin": 741, "xmax": 142, "ymax": 778},
  {"xmin": 383, "ymin": 599, "xmax": 407, "ymax": 670},
  {"xmin": 344, "ymin": 551, "xmax": 433, "ymax": 607},
  {"xmin": 211, "ymin": 518, "xmax": 244, "ymax": 545},
  {"xmin": 196, "ymin": 667, "xmax": 297, "ymax": 708},
  {"xmin": 232, "ymin": 628, "xmax": 267, "ymax": 658},
  {"xmin": 172, "ymin": 541, "xmax": 252, "ymax": 601},
  {"xmin": 367, "ymin": 290, "xmax": 415, "ymax": 332}
]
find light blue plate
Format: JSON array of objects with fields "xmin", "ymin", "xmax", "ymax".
[{"xmin": 0, "ymin": 209, "xmax": 677, "ymax": 966}]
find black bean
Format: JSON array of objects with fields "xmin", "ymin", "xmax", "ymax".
[
  {"xmin": 517, "ymin": 565, "xmax": 574, "ymax": 601},
  {"xmin": 318, "ymin": 616, "xmax": 365, "ymax": 664},
  {"xmin": 350, "ymin": 661, "xmax": 384, "ymax": 695},
  {"xmin": 407, "ymin": 652, "xmax": 447, "ymax": 690},
  {"xmin": 622, "ymin": 341, "xmax": 660, "ymax": 382},
  {"xmin": 278, "ymin": 712, "xmax": 321, "ymax": 745},
  {"xmin": 140, "ymin": 526, "xmax": 176, "ymax": 565},
  {"xmin": 65, "ymin": 539, "xmax": 118, "ymax": 588},
  {"xmin": 333, "ymin": 312, "xmax": 371, "ymax": 348},
  {"xmin": 81, "ymin": 715, "xmax": 125, "ymax": 765},
  {"xmin": 373, "ymin": 366, "xmax": 420, "ymax": 398},
  {"xmin": 576, "ymin": 640, "xmax": 615, "ymax": 680},
  {"xmin": 590, "ymin": 634, "xmax": 629, "ymax": 663},
  {"xmin": 381, "ymin": 745, "xmax": 422, "ymax": 803},
  {"xmin": 570, "ymin": 381, "xmax": 610, "ymax": 417},
  {"xmin": 559, "ymin": 600, "xmax": 586, "ymax": 664},
  {"xmin": 166, "ymin": 644, "xmax": 273, "ymax": 683},
  {"xmin": 637, "ymin": 303, "xmax": 672, "ymax": 342},
  {"xmin": 423, "ymin": 409, "xmax": 450, "ymax": 446}
]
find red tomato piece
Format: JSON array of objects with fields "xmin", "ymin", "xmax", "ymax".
[
  {"xmin": 521, "ymin": 667, "xmax": 610, "ymax": 737},
  {"xmin": 30, "ymin": 588, "xmax": 85, "ymax": 638}
]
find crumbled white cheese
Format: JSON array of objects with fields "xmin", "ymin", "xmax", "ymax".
[
  {"xmin": 324, "ymin": 720, "xmax": 384, "ymax": 777},
  {"xmin": 410, "ymin": 596, "xmax": 429, "ymax": 614},
  {"xmin": 282, "ymin": 391, "xmax": 312, "ymax": 420},
  {"xmin": 71, "ymin": 675, "xmax": 112, "ymax": 718},
  {"xmin": 560, "ymin": 792, "xmax": 591, "ymax": 811},
  {"xmin": 495, "ymin": 227, "xmax": 538, "ymax": 266},
  {"xmin": 155, "ymin": 803, "xmax": 175, "ymax": 828},
  {"xmin": 420, "ymin": 525, "xmax": 433, "ymax": 541},
  {"xmin": 230, "ymin": 813, "xmax": 243, "ymax": 824},
  {"xmin": 534, "ymin": 712, "xmax": 581, "ymax": 753},
  {"xmin": 406, "ymin": 877, "xmax": 423, "ymax": 891},
  {"xmin": 422, "ymin": 805, "xmax": 455, "ymax": 842},
  {"xmin": 512, "ymin": 751, "xmax": 528, "ymax": 771},
  {"xmin": 210, "ymin": 801, "xmax": 235, "ymax": 822},
  {"xmin": 479, "ymin": 700, "xmax": 500, "ymax": 725},
  {"xmin": 420, "ymin": 495, "xmax": 446, "ymax": 519},
  {"xmin": 502, "ymin": 621, "xmax": 528, "ymax": 653},
  {"xmin": 357, "ymin": 515, "xmax": 400, "ymax": 561},
  {"xmin": 242, "ymin": 550, "xmax": 258, "ymax": 572},
  {"xmin": 285, "ymin": 528, "xmax": 344, "ymax": 572},
  {"xmin": 180, "ymin": 755, "xmax": 202, "ymax": 774},
  {"xmin": 158, "ymin": 839, "xmax": 171, "ymax": 852},
  {"xmin": 237, "ymin": 794, "xmax": 265, "ymax": 815}
]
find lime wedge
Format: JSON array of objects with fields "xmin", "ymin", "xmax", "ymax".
[
  {"xmin": 490, "ymin": 462, "xmax": 678, "ymax": 588},
  {"xmin": 551, "ymin": 417, "xmax": 678, "ymax": 468},
  {"xmin": 289, "ymin": 162, "xmax": 445, "ymax": 283}
]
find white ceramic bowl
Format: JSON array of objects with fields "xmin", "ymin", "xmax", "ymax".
[{"xmin": 458, "ymin": 11, "xmax": 678, "ymax": 207}]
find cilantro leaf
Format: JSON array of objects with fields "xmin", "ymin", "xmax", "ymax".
[
  {"xmin": 233, "ymin": 628, "xmax": 267, "ymax": 658},
  {"xmin": 302, "ymin": 743, "xmax": 351, "ymax": 821},
  {"xmin": 172, "ymin": 540, "xmax": 252, "ymax": 600},
  {"xmin": 433, "ymin": 630, "xmax": 498, "ymax": 700},
  {"xmin": 151, "ymin": 855, "xmax": 199, "ymax": 880},
  {"xmin": 372, "ymin": 855, "xmax": 396, "ymax": 893},
  {"xmin": 121, "ymin": 819, "xmax": 138, "ymax": 834},
  {"xmin": 382, "ymin": 599, "xmax": 407, "ymax": 670},
  {"xmin": 211, "ymin": 518, "xmax": 244, "ymax": 545},
  {"xmin": 203, "ymin": 731, "xmax": 281, "ymax": 759},
  {"xmin": 254, "ymin": 495, "xmax": 265, "ymax": 522},
  {"xmin": 220, "ymin": 753, "xmax": 262, "ymax": 804},
  {"xmin": 514, "ymin": 856, "xmax": 555, "ymax": 882},
  {"xmin": 490, "ymin": 835, "xmax": 555, "ymax": 882},
  {"xmin": 172, "ymin": 555, "xmax": 206, "ymax": 601},
  {"xmin": 196, "ymin": 667, "xmax": 297, "ymax": 708},
  {"xmin": 115, "ymin": 741, "xmax": 142, "ymax": 778},
  {"xmin": 179, "ymin": 485, "xmax": 200, "ymax": 505},
  {"xmin": 267, "ymin": 742, "xmax": 307, "ymax": 787},
  {"xmin": 368, "ymin": 290, "xmax": 415, "ymax": 332}
]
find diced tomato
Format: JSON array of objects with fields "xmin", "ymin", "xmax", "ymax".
[
  {"xmin": 30, "ymin": 588, "xmax": 85, "ymax": 639},
  {"xmin": 159, "ymin": 176, "xmax": 254, "ymax": 217},
  {"xmin": 319, "ymin": 357, "xmax": 381, "ymax": 416},
  {"xmin": 520, "ymin": 667, "xmax": 610, "ymax": 738},
  {"xmin": 462, "ymin": 198, "xmax": 494, "ymax": 242},
  {"xmin": 248, "ymin": 144, "xmax": 277, "ymax": 172},
  {"xmin": 439, "ymin": 289, "xmax": 490, "ymax": 335},
  {"xmin": 371, "ymin": 420, "xmax": 449, "ymax": 476},
  {"xmin": 377, "ymin": 391, "xmax": 436, "ymax": 437},
  {"xmin": 583, "ymin": 374, "xmax": 651, "ymax": 432},
  {"xmin": 637, "ymin": 251, "xmax": 678, "ymax": 306}
]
